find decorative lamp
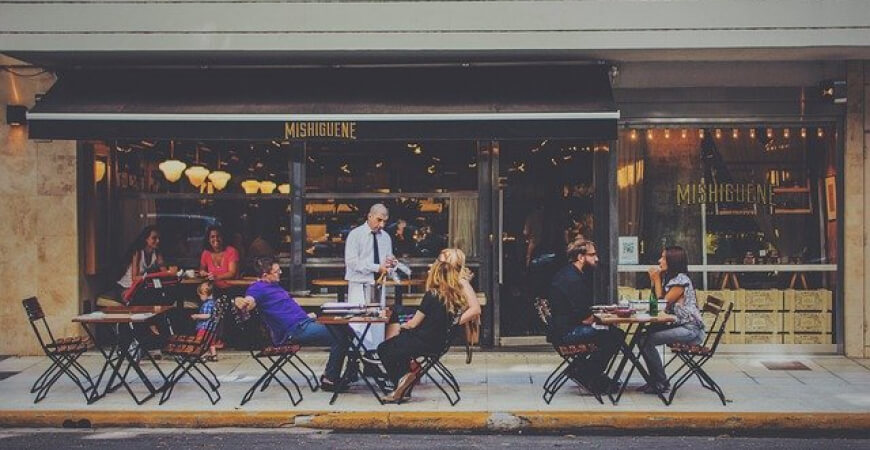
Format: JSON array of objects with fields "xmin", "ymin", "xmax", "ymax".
[
  {"xmin": 208, "ymin": 170, "xmax": 231, "ymax": 190},
  {"xmin": 259, "ymin": 180, "xmax": 277, "ymax": 194},
  {"xmin": 159, "ymin": 141, "xmax": 187, "ymax": 182},
  {"xmin": 94, "ymin": 160, "xmax": 106, "ymax": 183},
  {"xmin": 241, "ymin": 179, "xmax": 260, "ymax": 194},
  {"xmin": 185, "ymin": 165, "xmax": 210, "ymax": 188},
  {"xmin": 277, "ymin": 183, "xmax": 291, "ymax": 194}
]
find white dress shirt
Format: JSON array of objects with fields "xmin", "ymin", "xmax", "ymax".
[{"xmin": 344, "ymin": 223, "xmax": 393, "ymax": 284}]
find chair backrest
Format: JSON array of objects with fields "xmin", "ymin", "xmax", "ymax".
[
  {"xmin": 232, "ymin": 303, "xmax": 272, "ymax": 352},
  {"xmin": 707, "ymin": 301, "xmax": 734, "ymax": 353},
  {"xmin": 534, "ymin": 297, "xmax": 552, "ymax": 328},
  {"xmin": 22, "ymin": 297, "xmax": 55, "ymax": 350},
  {"xmin": 195, "ymin": 295, "xmax": 231, "ymax": 351},
  {"xmin": 700, "ymin": 295, "xmax": 725, "ymax": 346}
]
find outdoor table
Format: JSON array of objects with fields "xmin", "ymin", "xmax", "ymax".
[
  {"xmin": 310, "ymin": 278, "xmax": 424, "ymax": 304},
  {"xmin": 179, "ymin": 276, "xmax": 258, "ymax": 288},
  {"xmin": 316, "ymin": 315, "xmax": 390, "ymax": 405},
  {"xmin": 594, "ymin": 312, "xmax": 677, "ymax": 405},
  {"xmin": 73, "ymin": 306, "xmax": 172, "ymax": 404}
]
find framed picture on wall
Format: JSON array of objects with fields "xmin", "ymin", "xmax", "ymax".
[{"xmin": 825, "ymin": 176, "xmax": 837, "ymax": 221}]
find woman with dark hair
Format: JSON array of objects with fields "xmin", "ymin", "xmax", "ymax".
[
  {"xmin": 199, "ymin": 225, "xmax": 239, "ymax": 288},
  {"xmin": 641, "ymin": 245, "xmax": 705, "ymax": 394},
  {"xmin": 116, "ymin": 225, "xmax": 167, "ymax": 298}
]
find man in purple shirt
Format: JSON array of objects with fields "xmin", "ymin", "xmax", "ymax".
[{"xmin": 234, "ymin": 257, "xmax": 349, "ymax": 391}]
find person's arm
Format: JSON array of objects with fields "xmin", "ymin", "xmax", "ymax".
[
  {"xmin": 345, "ymin": 229, "xmax": 384, "ymax": 275},
  {"xmin": 663, "ymin": 285, "xmax": 685, "ymax": 309},
  {"xmin": 199, "ymin": 251, "xmax": 209, "ymax": 276},
  {"xmin": 157, "ymin": 252, "xmax": 167, "ymax": 271},
  {"xmin": 234, "ymin": 295, "xmax": 257, "ymax": 311},
  {"xmin": 458, "ymin": 279, "xmax": 481, "ymax": 325},
  {"xmin": 190, "ymin": 313, "xmax": 210, "ymax": 320},
  {"xmin": 648, "ymin": 267, "xmax": 665, "ymax": 299},
  {"xmin": 130, "ymin": 252, "xmax": 143, "ymax": 283},
  {"xmin": 401, "ymin": 310, "xmax": 426, "ymax": 330}
]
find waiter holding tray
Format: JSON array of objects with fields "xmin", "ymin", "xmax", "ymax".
[{"xmin": 344, "ymin": 203, "xmax": 396, "ymax": 349}]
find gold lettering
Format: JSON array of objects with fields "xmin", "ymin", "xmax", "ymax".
[
  {"xmin": 747, "ymin": 184, "xmax": 756, "ymax": 203},
  {"xmin": 283, "ymin": 121, "xmax": 358, "ymax": 140},
  {"xmin": 736, "ymin": 184, "xmax": 745, "ymax": 202},
  {"xmin": 677, "ymin": 184, "xmax": 691, "ymax": 205}
]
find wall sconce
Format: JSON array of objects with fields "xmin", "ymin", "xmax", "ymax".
[
  {"xmin": 6, "ymin": 105, "xmax": 27, "ymax": 126},
  {"xmin": 277, "ymin": 183, "xmax": 291, "ymax": 194},
  {"xmin": 241, "ymin": 179, "xmax": 260, "ymax": 194},
  {"xmin": 259, "ymin": 180, "xmax": 277, "ymax": 194}
]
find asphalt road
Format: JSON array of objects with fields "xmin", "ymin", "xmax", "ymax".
[{"xmin": 0, "ymin": 429, "xmax": 868, "ymax": 449}]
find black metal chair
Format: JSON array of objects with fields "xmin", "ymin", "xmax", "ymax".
[
  {"xmin": 232, "ymin": 306, "xmax": 319, "ymax": 407},
  {"xmin": 22, "ymin": 297, "xmax": 96, "ymax": 403},
  {"xmin": 664, "ymin": 295, "xmax": 726, "ymax": 372},
  {"xmin": 406, "ymin": 321, "xmax": 464, "ymax": 406},
  {"xmin": 664, "ymin": 300, "xmax": 734, "ymax": 406},
  {"xmin": 534, "ymin": 298, "xmax": 602, "ymax": 404},
  {"xmin": 158, "ymin": 295, "xmax": 230, "ymax": 405}
]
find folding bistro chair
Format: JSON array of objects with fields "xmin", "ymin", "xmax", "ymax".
[
  {"xmin": 534, "ymin": 298, "xmax": 602, "ymax": 404},
  {"xmin": 405, "ymin": 320, "xmax": 464, "ymax": 406},
  {"xmin": 22, "ymin": 297, "xmax": 96, "ymax": 403},
  {"xmin": 664, "ymin": 301, "xmax": 734, "ymax": 406},
  {"xmin": 158, "ymin": 295, "xmax": 230, "ymax": 405},
  {"xmin": 232, "ymin": 306, "xmax": 319, "ymax": 407},
  {"xmin": 664, "ymin": 295, "xmax": 726, "ymax": 371}
]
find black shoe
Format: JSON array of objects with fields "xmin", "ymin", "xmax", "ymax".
[
  {"xmin": 319, "ymin": 376, "xmax": 349, "ymax": 393},
  {"xmin": 642, "ymin": 383, "xmax": 670, "ymax": 395}
]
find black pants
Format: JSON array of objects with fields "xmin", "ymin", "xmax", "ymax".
[
  {"xmin": 377, "ymin": 332, "xmax": 431, "ymax": 385},
  {"xmin": 561, "ymin": 325, "xmax": 625, "ymax": 379}
]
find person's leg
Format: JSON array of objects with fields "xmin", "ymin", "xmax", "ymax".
[
  {"xmin": 385, "ymin": 306, "xmax": 417, "ymax": 340},
  {"xmin": 588, "ymin": 326, "xmax": 625, "ymax": 376},
  {"xmin": 377, "ymin": 333, "xmax": 422, "ymax": 385},
  {"xmin": 640, "ymin": 325, "xmax": 702, "ymax": 389},
  {"xmin": 291, "ymin": 319, "xmax": 349, "ymax": 381}
]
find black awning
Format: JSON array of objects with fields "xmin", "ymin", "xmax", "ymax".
[{"xmin": 28, "ymin": 65, "xmax": 618, "ymax": 140}]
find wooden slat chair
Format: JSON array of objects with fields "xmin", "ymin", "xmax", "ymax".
[
  {"xmin": 664, "ymin": 300, "xmax": 734, "ymax": 406},
  {"xmin": 232, "ymin": 307, "xmax": 319, "ymax": 407},
  {"xmin": 158, "ymin": 295, "xmax": 231, "ymax": 405},
  {"xmin": 22, "ymin": 297, "xmax": 95, "ymax": 403},
  {"xmin": 664, "ymin": 295, "xmax": 725, "ymax": 371},
  {"xmin": 534, "ymin": 298, "xmax": 602, "ymax": 404}
]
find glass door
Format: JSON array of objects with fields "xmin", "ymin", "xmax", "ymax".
[{"xmin": 495, "ymin": 139, "xmax": 597, "ymax": 342}]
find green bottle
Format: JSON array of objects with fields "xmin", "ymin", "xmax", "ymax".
[{"xmin": 648, "ymin": 289, "xmax": 659, "ymax": 315}]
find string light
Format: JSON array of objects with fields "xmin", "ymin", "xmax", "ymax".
[
  {"xmin": 750, "ymin": 129, "xmax": 756, "ymax": 139},
  {"xmin": 766, "ymin": 128, "xmax": 773, "ymax": 139},
  {"xmin": 630, "ymin": 129, "xmax": 638, "ymax": 141},
  {"xmin": 783, "ymin": 128, "xmax": 790, "ymax": 139},
  {"xmin": 681, "ymin": 129, "xmax": 687, "ymax": 139},
  {"xmin": 732, "ymin": 129, "xmax": 739, "ymax": 139},
  {"xmin": 664, "ymin": 129, "xmax": 670, "ymax": 139},
  {"xmin": 714, "ymin": 129, "xmax": 722, "ymax": 139},
  {"xmin": 800, "ymin": 128, "xmax": 807, "ymax": 138},
  {"xmin": 699, "ymin": 129, "xmax": 705, "ymax": 139},
  {"xmin": 817, "ymin": 128, "xmax": 824, "ymax": 138},
  {"xmin": 646, "ymin": 129, "xmax": 653, "ymax": 140}
]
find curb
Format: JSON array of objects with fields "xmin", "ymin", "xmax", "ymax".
[{"xmin": 1, "ymin": 410, "xmax": 869, "ymax": 433}]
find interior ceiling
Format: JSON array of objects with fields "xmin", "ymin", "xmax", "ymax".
[{"xmin": 6, "ymin": 46, "xmax": 870, "ymax": 69}]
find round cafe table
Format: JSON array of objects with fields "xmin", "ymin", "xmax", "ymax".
[{"xmin": 310, "ymin": 278, "xmax": 424, "ymax": 304}]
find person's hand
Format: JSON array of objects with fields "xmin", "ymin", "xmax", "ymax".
[
  {"xmin": 307, "ymin": 312, "xmax": 317, "ymax": 319},
  {"xmin": 378, "ymin": 260, "xmax": 392, "ymax": 274},
  {"xmin": 379, "ymin": 307, "xmax": 391, "ymax": 319},
  {"xmin": 206, "ymin": 272, "xmax": 215, "ymax": 281},
  {"xmin": 648, "ymin": 266, "xmax": 662, "ymax": 281},
  {"xmin": 233, "ymin": 296, "xmax": 249, "ymax": 311}
]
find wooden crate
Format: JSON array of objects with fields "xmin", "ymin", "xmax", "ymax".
[
  {"xmin": 783, "ymin": 289, "xmax": 833, "ymax": 311},
  {"xmin": 736, "ymin": 311, "xmax": 783, "ymax": 333},
  {"xmin": 784, "ymin": 312, "xmax": 832, "ymax": 334},
  {"xmin": 742, "ymin": 290, "xmax": 784, "ymax": 311},
  {"xmin": 703, "ymin": 311, "xmax": 736, "ymax": 333},
  {"xmin": 617, "ymin": 286, "xmax": 639, "ymax": 301},
  {"xmin": 783, "ymin": 333, "xmax": 833, "ymax": 344},
  {"xmin": 701, "ymin": 289, "xmax": 745, "ymax": 311},
  {"xmin": 723, "ymin": 332, "xmax": 783, "ymax": 345}
]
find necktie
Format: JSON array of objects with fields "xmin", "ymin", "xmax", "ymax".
[{"xmin": 372, "ymin": 231, "xmax": 380, "ymax": 265}]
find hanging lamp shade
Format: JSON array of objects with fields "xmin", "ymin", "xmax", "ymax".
[
  {"xmin": 277, "ymin": 183, "xmax": 291, "ymax": 194},
  {"xmin": 241, "ymin": 179, "xmax": 260, "ymax": 194},
  {"xmin": 185, "ymin": 165, "xmax": 210, "ymax": 188},
  {"xmin": 208, "ymin": 170, "xmax": 232, "ymax": 190},
  {"xmin": 259, "ymin": 180, "xmax": 277, "ymax": 194},
  {"xmin": 94, "ymin": 160, "xmax": 106, "ymax": 183},
  {"xmin": 159, "ymin": 159, "xmax": 187, "ymax": 182}
]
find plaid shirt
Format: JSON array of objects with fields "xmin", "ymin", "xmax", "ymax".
[{"xmin": 196, "ymin": 298, "xmax": 215, "ymax": 331}]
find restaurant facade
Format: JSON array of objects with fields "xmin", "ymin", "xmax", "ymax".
[{"xmin": 1, "ymin": 0, "xmax": 869, "ymax": 357}]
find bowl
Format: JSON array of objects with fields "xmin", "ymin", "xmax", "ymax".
[{"xmin": 615, "ymin": 308, "xmax": 634, "ymax": 318}]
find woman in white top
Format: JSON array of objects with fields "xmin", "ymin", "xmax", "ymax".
[
  {"xmin": 641, "ymin": 245, "xmax": 705, "ymax": 394},
  {"xmin": 116, "ymin": 225, "xmax": 166, "ymax": 292}
]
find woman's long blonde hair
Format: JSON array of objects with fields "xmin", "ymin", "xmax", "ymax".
[
  {"xmin": 425, "ymin": 260, "xmax": 468, "ymax": 316},
  {"xmin": 438, "ymin": 248, "xmax": 473, "ymax": 282}
]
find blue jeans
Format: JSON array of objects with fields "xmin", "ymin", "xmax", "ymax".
[
  {"xmin": 561, "ymin": 324, "xmax": 625, "ymax": 378},
  {"xmin": 288, "ymin": 318, "xmax": 349, "ymax": 381},
  {"xmin": 640, "ymin": 323, "xmax": 705, "ymax": 388}
]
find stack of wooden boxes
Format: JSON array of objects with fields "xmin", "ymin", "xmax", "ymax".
[{"xmin": 614, "ymin": 287, "xmax": 832, "ymax": 344}]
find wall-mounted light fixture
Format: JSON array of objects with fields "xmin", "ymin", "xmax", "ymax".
[{"xmin": 6, "ymin": 105, "xmax": 27, "ymax": 126}]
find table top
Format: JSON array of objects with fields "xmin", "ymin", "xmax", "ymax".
[
  {"xmin": 316, "ymin": 315, "xmax": 389, "ymax": 325},
  {"xmin": 73, "ymin": 307, "xmax": 172, "ymax": 324},
  {"xmin": 180, "ymin": 276, "xmax": 259, "ymax": 286},
  {"xmin": 311, "ymin": 278, "xmax": 424, "ymax": 287},
  {"xmin": 593, "ymin": 312, "xmax": 677, "ymax": 325}
]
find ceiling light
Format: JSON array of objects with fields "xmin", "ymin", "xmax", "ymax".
[{"xmin": 158, "ymin": 141, "xmax": 187, "ymax": 183}]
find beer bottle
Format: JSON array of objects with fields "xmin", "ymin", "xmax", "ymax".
[{"xmin": 649, "ymin": 289, "xmax": 659, "ymax": 316}]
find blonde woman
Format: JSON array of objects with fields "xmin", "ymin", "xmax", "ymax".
[{"xmin": 378, "ymin": 260, "xmax": 469, "ymax": 403}]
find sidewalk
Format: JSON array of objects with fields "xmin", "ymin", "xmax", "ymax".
[{"xmin": 0, "ymin": 351, "xmax": 868, "ymax": 432}]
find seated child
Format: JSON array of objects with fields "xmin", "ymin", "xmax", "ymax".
[{"xmin": 190, "ymin": 281, "xmax": 219, "ymax": 361}]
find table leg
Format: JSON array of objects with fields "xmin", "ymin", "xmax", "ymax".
[
  {"xmin": 395, "ymin": 286, "xmax": 403, "ymax": 307},
  {"xmin": 608, "ymin": 323, "xmax": 669, "ymax": 406},
  {"xmin": 324, "ymin": 323, "xmax": 386, "ymax": 405}
]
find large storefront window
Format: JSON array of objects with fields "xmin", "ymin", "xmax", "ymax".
[{"xmin": 617, "ymin": 126, "xmax": 839, "ymax": 346}]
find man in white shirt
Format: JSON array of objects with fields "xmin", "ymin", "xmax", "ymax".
[{"xmin": 345, "ymin": 203, "xmax": 394, "ymax": 348}]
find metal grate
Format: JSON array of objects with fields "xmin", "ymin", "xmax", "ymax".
[{"xmin": 762, "ymin": 361, "xmax": 811, "ymax": 371}]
